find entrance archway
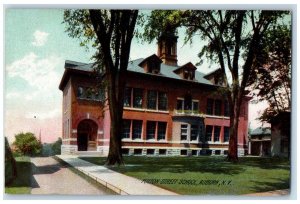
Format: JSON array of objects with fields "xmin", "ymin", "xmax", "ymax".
[{"xmin": 77, "ymin": 119, "xmax": 98, "ymax": 151}]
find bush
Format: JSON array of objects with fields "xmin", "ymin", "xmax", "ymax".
[
  {"xmin": 41, "ymin": 138, "xmax": 62, "ymax": 156},
  {"xmin": 13, "ymin": 132, "xmax": 42, "ymax": 156},
  {"xmin": 5, "ymin": 137, "xmax": 17, "ymax": 185}
]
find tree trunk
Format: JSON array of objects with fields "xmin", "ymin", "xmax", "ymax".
[
  {"xmin": 227, "ymin": 92, "xmax": 241, "ymax": 162},
  {"xmin": 105, "ymin": 72, "xmax": 126, "ymax": 166},
  {"xmin": 106, "ymin": 110, "xmax": 123, "ymax": 165}
]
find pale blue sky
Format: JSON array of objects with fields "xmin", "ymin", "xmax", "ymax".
[{"xmin": 4, "ymin": 9, "xmax": 265, "ymax": 143}]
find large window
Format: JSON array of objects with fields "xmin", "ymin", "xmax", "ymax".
[
  {"xmin": 177, "ymin": 97, "xmax": 199, "ymax": 114},
  {"xmin": 146, "ymin": 121, "xmax": 156, "ymax": 140},
  {"xmin": 177, "ymin": 98, "xmax": 184, "ymax": 112},
  {"xmin": 192, "ymin": 100, "xmax": 199, "ymax": 113},
  {"xmin": 180, "ymin": 124, "xmax": 188, "ymax": 141},
  {"xmin": 147, "ymin": 90, "xmax": 157, "ymax": 110},
  {"xmin": 132, "ymin": 120, "xmax": 142, "ymax": 139},
  {"xmin": 207, "ymin": 99, "xmax": 214, "ymax": 115},
  {"xmin": 147, "ymin": 91, "xmax": 168, "ymax": 110},
  {"xmin": 158, "ymin": 92, "xmax": 168, "ymax": 110},
  {"xmin": 124, "ymin": 87, "xmax": 132, "ymax": 107},
  {"xmin": 214, "ymin": 100, "xmax": 222, "ymax": 116},
  {"xmin": 190, "ymin": 125, "xmax": 199, "ymax": 141},
  {"xmin": 122, "ymin": 119, "xmax": 131, "ymax": 139},
  {"xmin": 224, "ymin": 127, "xmax": 230, "ymax": 142},
  {"xmin": 77, "ymin": 86, "xmax": 103, "ymax": 101},
  {"xmin": 157, "ymin": 122, "xmax": 167, "ymax": 140},
  {"xmin": 205, "ymin": 125, "xmax": 213, "ymax": 141},
  {"xmin": 133, "ymin": 88, "xmax": 143, "ymax": 108},
  {"xmin": 214, "ymin": 126, "xmax": 221, "ymax": 142}
]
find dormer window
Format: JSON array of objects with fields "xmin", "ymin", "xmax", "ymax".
[
  {"xmin": 139, "ymin": 54, "xmax": 162, "ymax": 75},
  {"xmin": 174, "ymin": 62, "xmax": 197, "ymax": 81}
]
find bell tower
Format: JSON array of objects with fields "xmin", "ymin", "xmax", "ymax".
[{"xmin": 157, "ymin": 30, "xmax": 178, "ymax": 66}]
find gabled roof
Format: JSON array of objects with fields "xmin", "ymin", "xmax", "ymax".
[
  {"xmin": 204, "ymin": 68, "xmax": 222, "ymax": 79},
  {"xmin": 138, "ymin": 54, "xmax": 162, "ymax": 67},
  {"xmin": 59, "ymin": 57, "xmax": 216, "ymax": 91},
  {"xmin": 174, "ymin": 62, "xmax": 197, "ymax": 73}
]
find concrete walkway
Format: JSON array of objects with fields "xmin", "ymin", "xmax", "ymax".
[
  {"xmin": 30, "ymin": 157, "xmax": 113, "ymax": 195},
  {"xmin": 56, "ymin": 155, "xmax": 178, "ymax": 195},
  {"xmin": 245, "ymin": 189, "xmax": 290, "ymax": 196}
]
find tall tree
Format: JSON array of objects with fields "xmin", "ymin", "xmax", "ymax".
[
  {"xmin": 248, "ymin": 24, "xmax": 291, "ymax": 122},
  {"xmin": 141, "ymin": 10, "xmax": 289, "ymax": 161},
  {"xmin": 63, "ymin": 10, "xmax": 138, "ymax": 165}
]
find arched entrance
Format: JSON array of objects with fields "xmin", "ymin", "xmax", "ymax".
[{"xmin": 77, "ymin": 119, "xmax": 98, "ymax": 151}]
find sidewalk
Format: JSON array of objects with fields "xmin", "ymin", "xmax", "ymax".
[
  {"xmin": 245, "ymin": 189, "xmax": 290, "ymax": 196},
  {"xmin": 56, "ymin": 155, "xmax": 178, "ymax": 196}
]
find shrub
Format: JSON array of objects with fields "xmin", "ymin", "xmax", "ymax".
[
  {"xmin": 5, "ymin": 137, "xmax": 17, "ymax": 185},
  {"xmin": 13, "ymin": 132, "xmax": 42, "ymax": 156}
]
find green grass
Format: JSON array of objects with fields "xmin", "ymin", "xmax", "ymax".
[
  {"xmin": 5, "ymin": 156, "xmax": 32, "ymax": 194},
  {"xmin": 79, "ymin": 156, "xmax": 290, "ymax": 195}
]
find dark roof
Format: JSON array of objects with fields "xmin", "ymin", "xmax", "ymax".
[
  {"xmin": 204, "ymin": 68, "xmax": 222, "ymax": 79},
  {"xmin": 59, "ymin": 57, "xmax": 215, "ymax": 90},
  {"xmin": 250, "ymin": 127, "xmax": 271, "ymax": 136}
]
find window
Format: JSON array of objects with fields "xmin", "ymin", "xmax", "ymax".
[
  {"xmin": 147, "ymin": 90, "xmax": 157, "ymax": 109},
  {"xmin": 177, "ymin": 98, "xmax": 184, "ymax": 112},
  {"xmin": 224, "ymin": 100, "xmax": 230, "ymax": 117},
  {"xmin": 215, "ymin": 150, "xmax": 221, "ymax": 155},
  {"xmin": 134, "ymin": 149, "xmax": 142, "ymax": 155},
  {"xmin": 224, "ymin": 127, "xmax": 230, "ymax": 142},
  {"xmin": 132, "ymin": 120, "xmax": 142, "ymax": 139},
  {"xmin": 180, "ymin": 150, "xmax": 188, "ymax": 156},
  {"xmin": 180, "ymin": 124, "xmax": 188, "ymax": 140},
  {"xmin": 190, "ymin": 125, "xmax": 198, "ymax": 141},
  {"xmin": 157, "ymin": 122, "xmax": 167, "ymax": 140},
  {"xmin": 184, "ymin": 94, "xmax": 192, "ymax": 110},
  {"xmin": 158, "ymin": 92, "xmax": 168, "ymax": 110},
  {"xmin": 77, "ymin": 87, "xmax": 84, "ymax": 98},
  {"xmin": 192, "ymin": 101, "xmax": 199, "ymax": 113},
  {"xmin": 214, "ymin": 100, "xmax": 222, "ymax": 116},
  {"xmin": 147, "ymin": 149, "xmax": 155, "ymax": 155},
  {"xmin": 205, "ymin": 125, "xmax": 213, "ymax": 141},
  {"xmin": 122, "ymin": 149, "xmax": 129, "ymax": 155},
  {"xmin": 159, "ymin": 149, "xmax": 166, "ymax": 155},
  {"xmin": 192, "ymin": 150, "xmax": 198, "ymax": 156},
  {"xmin": 122, "ymin": 120, "xmax": 131, "ymax": 139},
  {"xmin": 124, "ymin": 87, "xmax": 132, "ymax": 107},
  {"xmin": 214, "ymin": 126, "xmax": 221, "ymax": 142},
  {"xmin": 146, "ymin": 121, "xmax": 156, "ymax": 140},
  {"xmin": 207, "ymin": 99, "xmax": 214, "ymax": 115},
  {"xmin": 133, "ymin": 88, "xmax": 143, "ymax": 108}
]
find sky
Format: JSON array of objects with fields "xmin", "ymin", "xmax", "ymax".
[{"xmin": 4, "ymin": 9, "xmax": 269, "ymax": 143}]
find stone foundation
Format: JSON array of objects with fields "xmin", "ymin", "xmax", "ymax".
[{"xmin": 61, "ymin": 145, "xmax": 77, "ymax": 155}]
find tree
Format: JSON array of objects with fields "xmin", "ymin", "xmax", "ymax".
[
  {"xmin": 5, "ymin": 137, "xmax": 17, "ymax": 185},
  {"xmin": 63, "ymin": 10, "xmax": 138, "ymax": 165},
  {"xmin": 13, "ymin": 132, "xmax": 42, "ymax": 156},
  {"xmin": 141, "ymin": 10, "xmax": 290, "ymax": 161},
  {"xmin": 248, "ymin": 24, "xmax": 291, "ymax": 122},
  {"xmin": 51, "ymin": 137, "xmax": 62, "ymax": 155}
]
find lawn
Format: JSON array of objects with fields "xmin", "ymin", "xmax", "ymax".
[
  {"xmin": 5, "ymin": 156, "xmax": 32, "ymax": 194},
  {"xmin": 80, "ymin": 156, "xmax": 290, "ymax": 195}
]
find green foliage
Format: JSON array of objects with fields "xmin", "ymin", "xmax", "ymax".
[
  {"xmin": 41, "ymin": 138, "xmax": 62, "ymax": 156},
  {"xmin": 81, "ymin": 156, "xmax": 290, "ymax": 195},
  {"xmin": 51, "ymin": 137, "xmax": 62, "ymax": 155},
  {"xmin": 13, "ymin": 132, "xmax": 42, "ymax": 156},
  {"xmin": 5, "ymin": 156, "xmax": 32, "ymax": 194},
  {"xmin": 5, "ymin": 137, "xmax": 17, "ymax": 185}
]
